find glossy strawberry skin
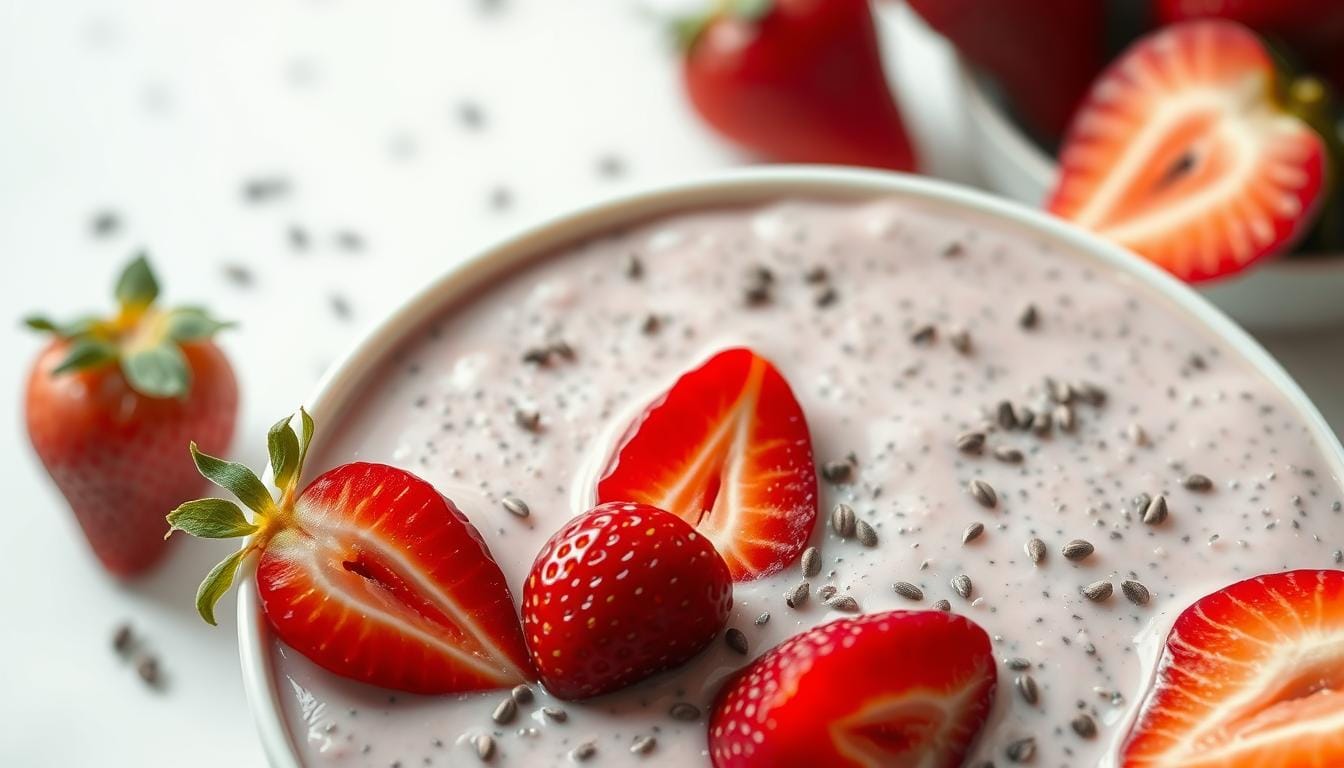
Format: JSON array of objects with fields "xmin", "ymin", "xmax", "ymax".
[
  {"xmin": 710, "ymin": 610, "xmax": 996, "ymax": 768},
  {"xmin": 597, "ymin": 348, "xmax": 817, "ymax": 581},
  {"xmin": 257, "ymin": 462, "xmax": 535, "ymax": 695},
  {"xmin": 683, "ymin": 0, "xmax": 915, "ymax": 170},
  {"xmin": 907, "ymin": 0, "xmax": 1106, "ymax": 140},
  {"xmin": 1121, "ymin": 569, "xmax": 1344, "ymax": 767},
  {"xmin": 25, "ymin": 339, "xmax": 237, "ymax": 576},
  {"xmin": 522, "ymin": 502, "xmax": 733, "ymax": 700}
]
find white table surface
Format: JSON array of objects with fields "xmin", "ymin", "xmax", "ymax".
[{"xmin": 1, "ymin": 2, "xmax": 1339, "ymax": 766}]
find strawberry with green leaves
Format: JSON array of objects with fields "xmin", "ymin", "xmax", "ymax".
[
  {"xmin": 24, "ymin": 255, "xmax": 237, "ymax": 576},
  {"xmin": 167, "ymin": 411, "xmax": 536, "ymax": 694}
]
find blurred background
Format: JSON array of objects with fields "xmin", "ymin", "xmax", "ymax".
[{"xmin": 1, "ymin": 1, "xmax": 1341, "ymax": 765}]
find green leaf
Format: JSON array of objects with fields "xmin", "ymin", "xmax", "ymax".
[
  {"xmin": 671, "ymin": 13, "xmax": 711, "ymax": 49},
  {"xmin": 267, "ymin": 415, "xmax": 301, "ymax": 491},
  {"xmin": 166, "ymin": 307, "xmax": 232, "ymax": 342},
  {"xmin": 299, "ymin": 408, "xmax": 315, "ymax": 451},
  {"xmin": 52, "ymin": 337, "xmax": 118, "ymax": 374},
  {"xmin": 190, "ymin": 442, "xmax": 275, "ymax": 515},
  {"xmin": 114, "ymin": 254, "xmax": 160, "ymax": 309},
  {"xmin": 25, "ymin": 315, "xmax": 99, "ymax": 337},
  {"xmin": 24, "ymin": 315, "xmax": 59, "ymax": 332},
  {"xmin": 672, "ymin": 0, "xmax": 770, "ymax": 48},
  {"xmin": 166, "ymin": 498, "xmax": 257, "ymax": 539},
  {"xmin": 195, "ymin": 547, "xmax": 247, "ymax": 626},
  {"xmin": 731, "ymin": 0, "xmax": 771, "ymax": 20},
  {"xmin": 295, "ymin": 407, "xmax": 315, "ymax": 478},
  {"xmin": 121, "ymin": 342, "xmax": 190, "ymax": 398}
]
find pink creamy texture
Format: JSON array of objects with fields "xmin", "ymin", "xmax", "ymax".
[{"xmin": 270, "ymin": 199, "xmax": 1344, "ymax": 767}]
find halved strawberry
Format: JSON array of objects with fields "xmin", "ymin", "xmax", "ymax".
[
  {"xmin": 709, "ymin": 610, "xmax": 996, "ymax": 768},
  {"xmin": 1046, "ymin": 20, "xmax": 1327, "ymax": 283},
  {"xmin": 523, "ymin": 501, "xmax": 733, "ymax": 699},
  {"xmin": 167, "ymin": 410, "xmax": 535, "ymax": 694},
  {"xmin": 1121, "ymin": 569, "xmax": 1344, "ymax": 767},
  {"xmin": 596, "ymin": 347, "xmax": 817, "ymax": 581}
]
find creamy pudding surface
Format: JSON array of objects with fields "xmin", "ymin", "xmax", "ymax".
[{"xmin": 271, "ymin": 198, "xmax": 1344, "ymax": 767}]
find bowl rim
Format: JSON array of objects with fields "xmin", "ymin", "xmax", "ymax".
[
  {"xmin": 957, "ymin": 62, "xmax": 1344, "ymax": 271},
  {"xmin": 237, "ymin": 166, "xmax": 1344, "ymax": 767}
]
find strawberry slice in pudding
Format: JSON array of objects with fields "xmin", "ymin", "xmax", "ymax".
[
  {"xmin": 1047, "ymin": 20, "xmax": 1326, "ymax": 282},
  {"xmin": 1122, "ymin": 569, "xmax": 1344, "ymax": 767},
  {"xmin": 709, "ymin": 610, "xmax": 996, "ymax": 768},
  {"xmin": 597, "ymin": 347, "xmax": 818, "ymax": 581},
  {"xmin": 168, "ymin": 410, "xmax": 535, "ymax": 695},
  {"xmin": 257, "ymin": 462, "xmax": 535, "ymax": 694}
]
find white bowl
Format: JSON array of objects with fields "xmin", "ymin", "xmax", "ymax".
[
  {"xmin": 237, "ymin": 167, "xmax": 1344, "ymax": 766},
  {"xmin": 959, "ymin": 65, "xmax": 1344, "ymax": 331}
]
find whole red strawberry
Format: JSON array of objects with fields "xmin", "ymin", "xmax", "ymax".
[
  {"xmin": 709, "ymin": 610, "xmax": 996, "ymax": 768},
  {"xmin": 25, "ymin": 255, "xmax": 237, "ymax": 576},
  {"xmin": 680, "ymin": 0, "xmax": 915, "ymax": 170},
  {"xmin": 523, "ymin": 501, "xmax": 733, "ymax": 700},
  {"xmin": 167, "ymin": 410, "xmax": 535, "ymax": 694}
]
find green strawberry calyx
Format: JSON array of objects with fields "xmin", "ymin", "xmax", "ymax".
[
  {"xmin": 165, "ymin": 408, "xmax": 315, "ymax": 625},
  {"xmin": 673, "ymin": 0, "xmax": 772, "ymax": 51},
  {"xmin": 23, "ymin": 254, "xmax": 232, "ymax": 399}
]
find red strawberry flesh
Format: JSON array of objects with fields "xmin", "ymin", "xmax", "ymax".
[
  {"xmin": 257, "ymin": 462, "xmax": 534, "ymax": 695},
  {"xmin": 1047, "ymin": 20, "xmax": 1326, "ymax": 283},
  {"xmin": 710, "ymin": 610, "xmax": 996, "ymax": 768},
  {"xmin": 1121, "ymin": 569, "xmax": 1344, "ymax": 767},
  {"xmin": 597, "ymin": 347, "xmax": 817, "ymax": 581},
  {"xmin": 523, "ymin": 501, "xmax": 733, "ymax": 700}
]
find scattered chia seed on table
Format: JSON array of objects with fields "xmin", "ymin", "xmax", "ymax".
[
  {"xmin": 488, "ymin": 186, "xmax": 513, "ymax": 211},
  {"xmin": 329, "ymin": 293, "xmax": 354, "ymax": 321},
  {"xmin": 220, "ymin": 262, "xmax": 254, "ymax": 288},
  {"xmin": 240, "ymin": 175, "xmax": 290, "ymax": 204},
  {"xmin": 89, "ymin": 209, "xmax": 121, "ymax": 238}
]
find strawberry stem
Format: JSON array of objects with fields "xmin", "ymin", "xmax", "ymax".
[
  {"xmin": 672, "ymin": 0, "xmax": 772, "ymax": 50},
  {"xmin": 167, "ymin": 408, "xmax": 317, "ymax": 625},
  {"xmin": 25, "ymin": 254, "xmax": 232, "ymax": 398}
]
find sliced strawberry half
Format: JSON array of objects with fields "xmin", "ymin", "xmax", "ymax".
[
  {"xmin": 1121, "ymin": 569, "xmax": 1344, "ymax": 767},
  {"xmin": 167, "ymin": 411, "xmax": 535, "ymax": 694},
  {"xmin": 596, "ymin": 347, "xmax": 817, "ymax": 581},
  {"xmin": 1046, "ymin": 20, "xmax": 1327, "ymax": 283},
  {"xmin": 709, "ymin": 610, "xmax": 996, "ymax": 768},
  {"xmin": 258, "ymin": 462, "xmax": 534, "ymax": 694}
]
